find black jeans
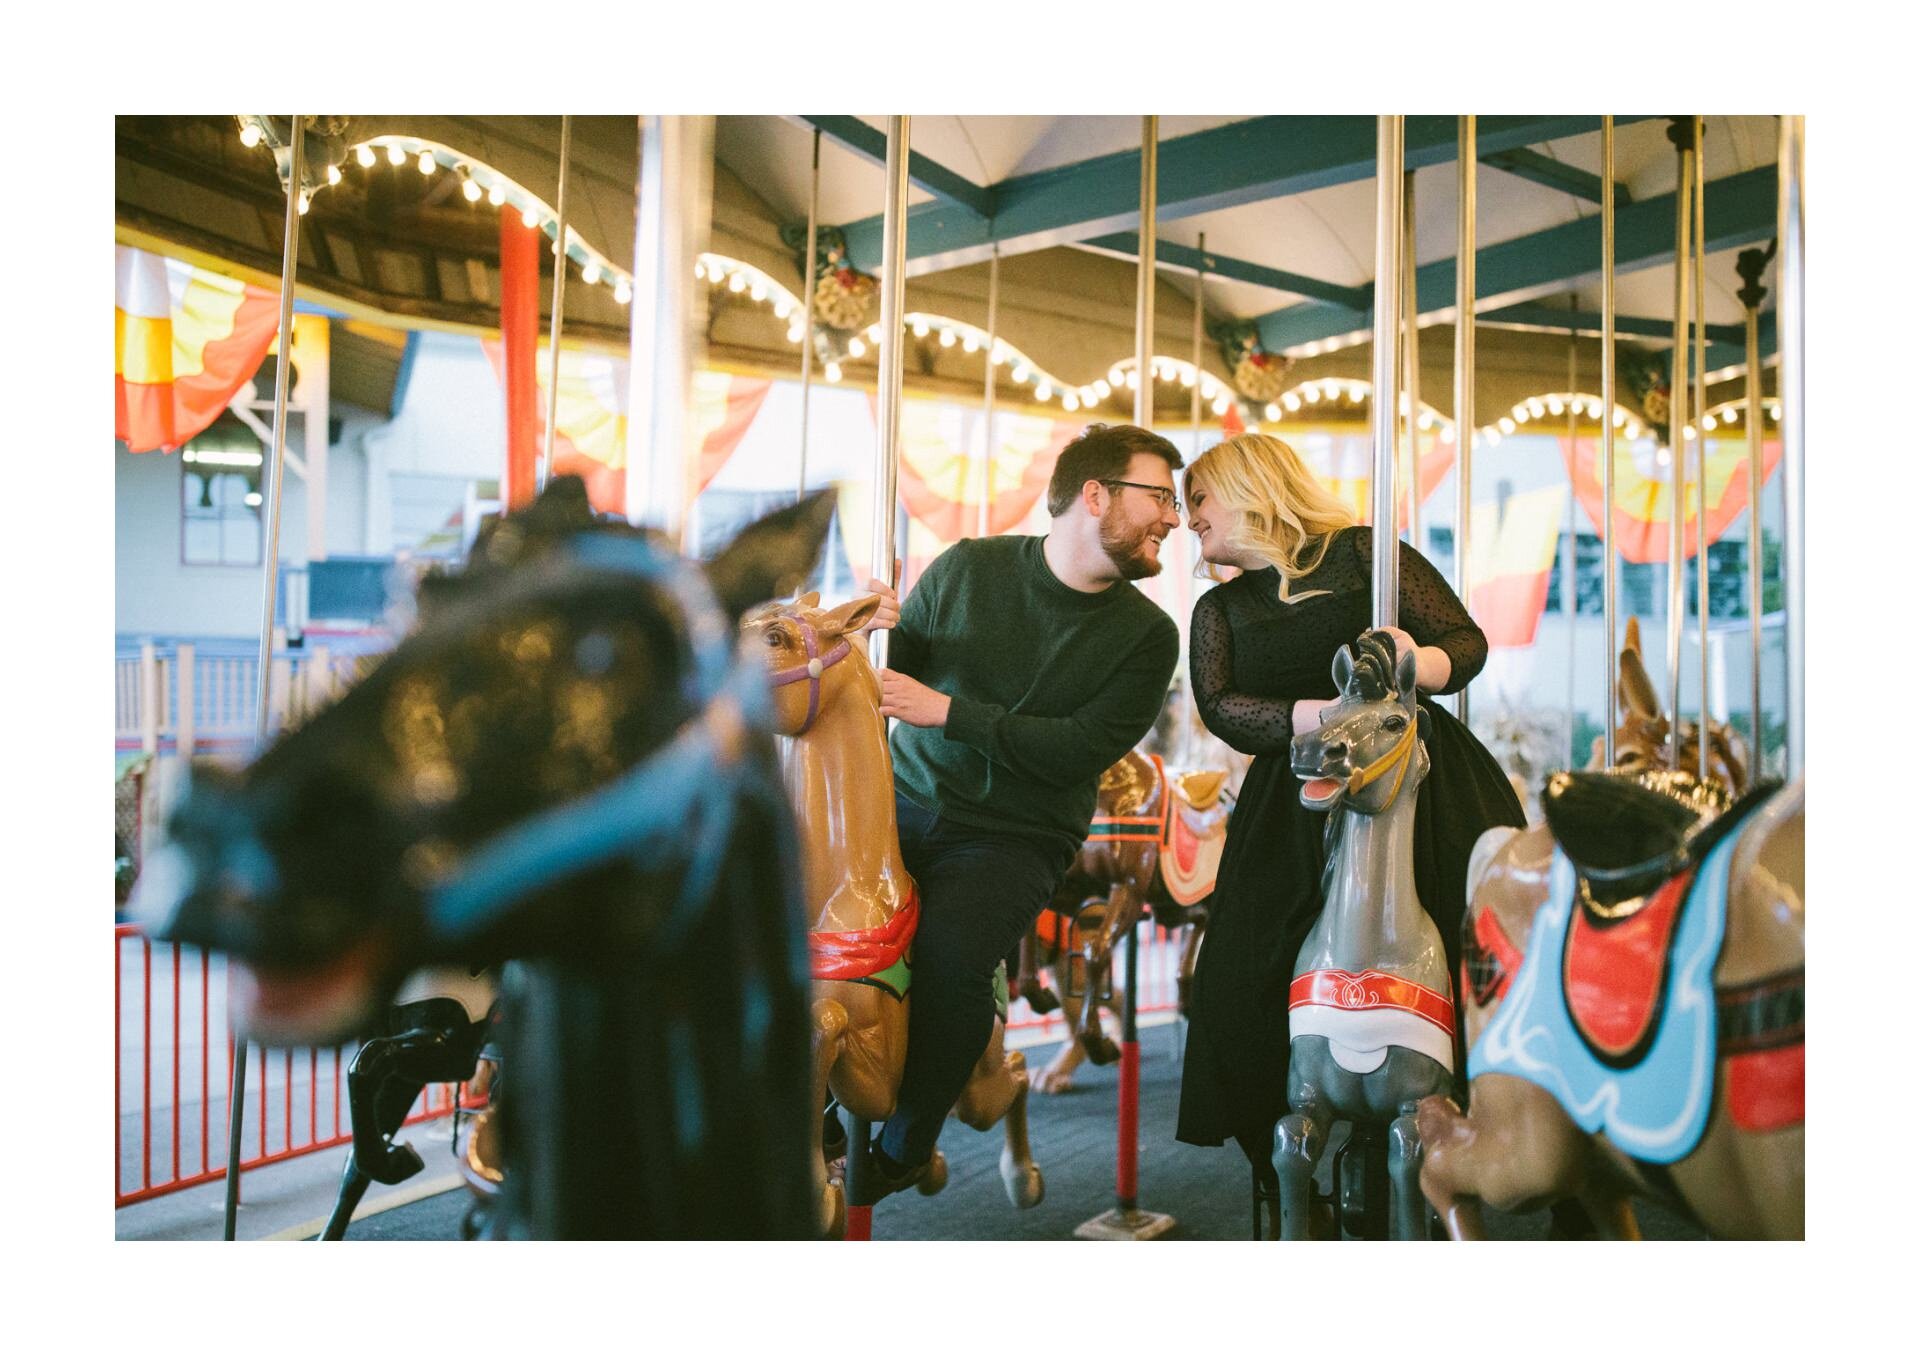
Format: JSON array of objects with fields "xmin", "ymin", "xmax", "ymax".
[{"xmin": 877, "ymin": 792, "xmax": 1075, "ymax": 1167}]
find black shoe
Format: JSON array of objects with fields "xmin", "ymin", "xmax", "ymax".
[{"xmin": 862, "ymin": 1146, "xmax": 929, "ymax": 1201}]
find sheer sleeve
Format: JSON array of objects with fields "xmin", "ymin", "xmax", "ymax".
[
  {"xmin": 1354, "ymin": 535, "xmax": 1487, "ymax": 694},
  {"xmin": 1189, "ymin": 587, "xmax": 1297, "ymax": 756}
]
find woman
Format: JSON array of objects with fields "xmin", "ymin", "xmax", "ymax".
[{"xmin": 1174, "ymin": 432, "xmax": 1525, "ymax": 1186}]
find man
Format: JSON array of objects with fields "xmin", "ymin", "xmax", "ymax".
[{"xmin": 858, "ymin": 422, "xmax": 1184, "ymax": 1189}]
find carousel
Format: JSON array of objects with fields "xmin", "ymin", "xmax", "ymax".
[{"xmin": 114, "ymin": 112, "xmax": 1805, "ymax": 1242}]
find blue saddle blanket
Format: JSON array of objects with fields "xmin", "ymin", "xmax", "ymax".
[{"xmin": 1468, "ymin": 823, "xmax": 1740, "ymax": 1164}]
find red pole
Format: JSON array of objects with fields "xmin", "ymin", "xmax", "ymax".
[
  {"xmin": 845, "ymin": 1207, "xmax": 873, "ymax": 1242},
  {"xmin": 171, "ymin": 944, "xmax": 181, "ymax": 1184},
  {"xmin": 500, "ymin": 207, "xmax": 542, "ymax": 511},
  {"xmin": 114, "ymin": 929, "xmax": 122, "ymax": 1201},
  {"xmin": 200, "ymin": 951, "xmax": 209, "ymax": 1175},
  {"xmin": 142, "ymin": 936, "xmax": 151, "ymax": 1190},
  {"xmin": 1116, "ymin": 924, "xmax": 1140, "ymax": 1210}
]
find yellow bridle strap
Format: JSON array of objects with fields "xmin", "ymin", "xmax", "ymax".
[{"xmin": 1345, "ymin": 712, "xmax": 1419, "ymax": 809}]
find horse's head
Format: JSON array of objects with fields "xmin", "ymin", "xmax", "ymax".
[
  {"xmin": 1292, "ymin": 630, "xmax": 1430, "ymax": 816},
  {"xmin": 1585, "ymin": 616, "xmax": 1748, "ymax": 794},
  {"xmin": 741, "ymin": 592, "xmax": 882, "ymax": 739},
  {"xmin": 133, "ymin": 477, "xmax": 836, "ymax": 1045}
]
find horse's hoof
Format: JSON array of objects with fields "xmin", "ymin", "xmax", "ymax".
[
  {"xmin": 1083, "ymin": 1035, "xmax": 1121, "ymax": 1066},
  {"xmin": 820, "ymin": 1182, "xmax": 847, "ymax": 1240},
  {"xmin": 1025, "ymin": 986, "xmax": 1061, "ymax": 1016},
  {"xmin": 1034, "ymin": 1071, "xmax": 1074, "ymax": 1095},
  {"xmin": 916, "ymin": 1150, "xmax": 949, "ymax": 1197},
  {"xmin": 1000, "ymin": 1150, "xmax": 1045, "ymax": 1209}
]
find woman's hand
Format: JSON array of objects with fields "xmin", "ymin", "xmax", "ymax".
[
  {"xmin": 1292, "ymin": 698, "xmax": 1334, "ymax": 732},
  {"xmin": 1368, "ymin": 626, "xmax": 1451, "ymax": 694}
]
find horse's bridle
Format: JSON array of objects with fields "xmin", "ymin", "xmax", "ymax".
[
  {"xmin": 425, "ymin": 533, "xmax": 784, "ymax": 951},
  {"xmin": 1343, "ymin": 709, "xmax": 1420, "ymax": 811},
  {"xmin": 765, "ymin": 615, "xmax": 851, "ymax": 735}
]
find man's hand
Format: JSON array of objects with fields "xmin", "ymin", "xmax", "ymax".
[
  {"xmin": 859, "ymin": 558, "xmax": 903, "ymax": 633},
  {"xmin": 879, "ymin": 668, "xmax": 951, "ymax": 728}
]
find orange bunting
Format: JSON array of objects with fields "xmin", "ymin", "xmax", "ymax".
[
  {"xmin": 115, "ymin": 246, "xmax": 281, "ymax": 454},
  {"xmin": 1560, "ymin": 435, "xmax": 1781, "ymax": 565},
  {"xmin": 1467, "ymin": 484, "xmax": 1569, "ymax": 649}
]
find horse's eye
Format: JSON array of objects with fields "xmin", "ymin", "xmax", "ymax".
[
  {"xmin": 762, "ymin": 628, "xmax": 784, "ymax": 648},
  {"xmin": 1382, "ymin": 714, "xmax": 1407, "ymax": 733}
]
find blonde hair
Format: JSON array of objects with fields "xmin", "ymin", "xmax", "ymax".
[{"xmin": 1184, "ymin": 433, "xmax": 1356, "ymax": 594}]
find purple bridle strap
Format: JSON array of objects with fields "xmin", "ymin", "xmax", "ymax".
[{"xmin": 768, "ymin": 620, "xmax": 852, "ymax": 735}]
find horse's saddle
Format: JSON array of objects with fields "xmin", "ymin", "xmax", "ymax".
[
  {"xmin": 1160, "ymin": 760, "xmax": 1230, "ymax": 907},
  {"xmin": 1472, "ymin": 774, "xmax": 1784, "ymax": 1163}
]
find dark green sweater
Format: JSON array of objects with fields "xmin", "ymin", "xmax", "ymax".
[{"xmin": 887, "ymin": 534, "xmax": 1180, "ymax": 851}]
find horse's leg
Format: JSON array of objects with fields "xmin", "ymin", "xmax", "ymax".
[
  {"xmin": 1575, "ymin": 1181, "xmax": 1643, "ymax": 1241},
  {"xmin": 1015, "ymin": 926, "xmax": 1061, "ymax": 1015},
  {"xmin": 1176, "ymin": 912, "xmax": 1206, "ymax": 1019},
  {"xmin": 1273, "ymin": 1098, "xmax": 1328, "ymax": 1241},
  {"xmin": 810, "ymin": 998, "xmax": 849, "ymax": 1239},
  {"xmin": 1388, "ymin": 1105, "xmax": 1430, "ymax": 1241},
  {"xmin": 1416, "ymin": 1076, "xmax": 1592, "ymax": 1235},
  {"xmin": 1080, "ymin": 887, "xmax": 1137, "ymax": 1065}
]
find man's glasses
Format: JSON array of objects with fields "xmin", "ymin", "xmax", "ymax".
[{"xmin": 1100, "ymin": 480, "xmax": 1182, "ymax": 514}]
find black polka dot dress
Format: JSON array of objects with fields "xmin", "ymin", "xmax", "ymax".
[{"xmin": 1175, "ymin": 527, "xmax": 1526, "ymax": 1150}]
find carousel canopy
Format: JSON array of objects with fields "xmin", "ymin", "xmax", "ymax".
[{"xmin": 113, "ymin": 114, "xmax": 1781, "ymax": 429}]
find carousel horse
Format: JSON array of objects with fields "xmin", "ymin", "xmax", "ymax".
[
  {"xmin": 1591, "ymin": 617, "xmax": 1749, "ymax": 792},
  {"xmin": 318, "ymin": 965, "xmax": 497, "ymax": 1240},
  {"xmin": 1419, "ymin": 774, "xmax": 1801, "ymax": 1236},
  {"xmin": 134, "ymin": 476, "xmax": 836, "ymax": 1239},
  {"xmin": 744, "ymin": 593, "xmax": 1044, "ymax": 1237},
  {"xmin": 1015, "ymin": 749, "xmax": 1230, "ymax": 1094},
  {"xmin": 1270, "ymin": 631, "xmax": 1453, "ymax": 1241}
]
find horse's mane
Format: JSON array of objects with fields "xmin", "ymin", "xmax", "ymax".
[{"xmin": 1344, "ymin": 631, "xmax": 1400, "ymax": 702}]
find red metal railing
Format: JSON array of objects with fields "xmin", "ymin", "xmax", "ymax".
[
  {"xmin": 115, "ymin": 923, "xmax": 480, "ymax": 1209},
  {"xmin": 1004, "ymin": 922, "xmax": 1185, "ymax": 1036}
]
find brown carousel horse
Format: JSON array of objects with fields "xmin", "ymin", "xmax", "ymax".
[
  {"xmin": 1014, "ymin": 749, "xmax": 1231, "ymax": 1094},
  {"xmin": 1590, "ymin": 617, "xmax": 1749, "ymax": 790},
  {"xmin": 744, "ymin": 592, "xmax": 1044, "ymax": 1238},
  {"xmin": 1417, "ymin": 623, "xmax": 1803, "ymax": 1240}
]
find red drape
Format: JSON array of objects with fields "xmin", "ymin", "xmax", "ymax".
[{"xmin": 499, "ymin": 210, "xmax": 541, "ymax": 510}]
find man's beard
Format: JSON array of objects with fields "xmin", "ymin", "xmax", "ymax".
[{"xmin": 1099, "ymin": 507, "xmax": 1163, "ymax": 580}]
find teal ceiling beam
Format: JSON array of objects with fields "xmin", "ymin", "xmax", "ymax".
[
  {"xmin": 1481, "ymin": 147, "xmax": 1630, "ymax": 207},
  {"xmin": 1480, "ymin": 303, "xmax": 1766, "ymax": 350},
  {"xmin": 1254, "ymin": 165, "xmax": 1778, "ymax": 355},
  {"xmin": 1079, "ymin": 232, "xmax": 1369, "ymax": 310},
  {"xmin": 798, "ymin": 116, "xmax": 995, "ymax": 219},
  {"xmin": 839, "ymin": 115, "xmax": 1655, "ymax": 276}
]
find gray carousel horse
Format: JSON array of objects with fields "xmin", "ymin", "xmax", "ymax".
[
  {"xmin": 134, "ymin": 477, "xmax": 836, "ymax": 1239},
  {"xmin": 1272, "ymin": 631, "xmax": 1453, "ymax": 1240}
]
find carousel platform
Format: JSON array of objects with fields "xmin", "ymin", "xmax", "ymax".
[{"xmin": 321, "ymin": 1023, "xmax": 1709, "ymax": 1242}]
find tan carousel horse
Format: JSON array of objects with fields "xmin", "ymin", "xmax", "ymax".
[
  {"xmin": 745, "ymin": 592, "xmax": 1043, "ymax": 1237},
  {"xmin": 1417, "ymin": 623, "xmax": 1803, "ymax": 1239},
  {"xmin": 1015, "ymin": 749, "xmax": 1230, "ymax": 1093}
]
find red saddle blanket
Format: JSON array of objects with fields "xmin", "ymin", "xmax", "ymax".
[
  {"xmin": 809, "ymin": 889, "xmax": 919, "ymax": 983},
  {"xmin": 1561, "ymin": 866, "xmax": 1695, "ymax": 1066}
]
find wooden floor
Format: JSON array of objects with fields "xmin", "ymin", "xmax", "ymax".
[{"xmin": 343, "ymin": 1025, "xmax": 1706, "ymax": 1241}]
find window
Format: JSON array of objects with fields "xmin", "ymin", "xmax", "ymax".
[{"xmin": 180, "ymin": 415, "xmax": 265, "ymax": 567}]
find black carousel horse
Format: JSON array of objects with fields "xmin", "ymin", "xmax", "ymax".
[{"xmin": 135, "ymin": 476, "xmax": 837, "ymax": 1239}]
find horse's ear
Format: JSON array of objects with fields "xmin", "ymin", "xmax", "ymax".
[
  {"xmin": 1396, "ymin": 647, "xmax": 1419, "ymax": 704},
  {"xmin": 820, "ymin": 593, "xmax": 881, "ymax": 640},
  {"xmin": 1418, "ymin": 705, "xmax": 1433, "ymax": 743},
  {"xmin": 704, "ymin": 489, "xmax": 837, "ymax": 624},
  {"xmin": 1331, "ymin": 645, "xmax": 1354, "ymax": 695},
  {"xmin": 797, "ymin": 592, "xmax": 821, "ymax": 610}
]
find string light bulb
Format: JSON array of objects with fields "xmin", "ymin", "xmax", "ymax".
[
  {"xmin": 239, "ymin": 121, "xmax": 262, "ymax": 149},
  {"xmin": 296, "ymin": 191, "xmax": 310, "ymax": 215},
  {"xmin": 1064, "ymin": 394, "xmax": 1080, "ymax": 412},
  {"xmin": 1282, "ymin": 392, "xmax": 1301, "ymax": 412},
  {"xmin": 774, "ymin": 299, "xmax": 793, "ymax": 320},
  {"xmin": 728, "ymin": 272, "xmax": 747, "ymax": 293},
  {"xmin": 939, "ymin": 329, "xmax": 956, "ymax": 348},
  {"xmin": 614, "ymin": 281, "xmax": 632, "ymax": 305},
  {"xmin": 461, "ymin": 174, "xmax": 481, "ymax": 202},
  {"xmin": 583, "ymin": 260, "xmax": 601, "ymax": 285},
  {"xmin": 1094, "ymin": 380, "xmax": 1112, "ymax": 399},
  {"xmin": 824, "ymin": 361, "xmax": 843, "ymax": 383},
  {"xmin": 521, "ymin": 205, "xmax": 539, "ymax": 229},
  {"xmin": 388, "ymin": 143, "xmax": 408, "ymax": 167},
  {"xmin": 962, "ymin": 334, "xmax": 979, "ymax": 353},
  {"xmin": 847, "ymin": 337, "xmax": 867, "ymax": 359},
  {"xmin": 1265, "ymin": 403, "xmax": 1281, "ymax": 422},
  {"xmin": 1212, "ymin": 395, "xmax": 1231, "ymax": 416},
  {"xmin": 488, "ymin": 181, "xmax": 507, "ymax": 207},
  {"xmin": 356, "ymin": 144, "xmax": 377, "ymax": 169},
  {"xmin": 418, "ymin": 151, "xmax": 436, "ymax": 175},
  {"xmin": 1036, "ymin": 382, "xmax": 1053, "ymax": 401},
  {"xmin": 327, "ymin": 164, "xmax": 343, "ymax": 187}
]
